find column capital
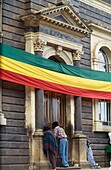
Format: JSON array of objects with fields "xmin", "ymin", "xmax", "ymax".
[
  {"xmin": 72, "ymin": 50, "xmax": 83, "ymax": 61},
  {"xmin": 33, "ymin": 38, "xmax": 47, "ymax": 52}
]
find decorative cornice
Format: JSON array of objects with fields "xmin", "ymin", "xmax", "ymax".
[
  {"xmin": 41, "ymin": 15, "xmax": 89, "ymax": 35},
  {"xmin": 20, "ymin": 5, "xmax": 91, "ymax": 37},
  {"xmin": 40, "ymin": 5, "xmax": 86, "ymax": 27},
  {"xmin": 80, "ymin": 0, "xmax": 111, "ymax": 15}
]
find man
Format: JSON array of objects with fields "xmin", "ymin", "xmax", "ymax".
[
  {"xmin": 43, "ymin": 125, "xmax": 58, "ymax": 170},
  {"xmin": 52, "ymin": 121, "xmax": 69, "ymax": 167},
  {"xmin": 87, "ymin": 140, "xmax": 101, "ymax": 169}
]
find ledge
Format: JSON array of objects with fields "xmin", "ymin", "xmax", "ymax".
[
  {"xmin": 0, "ymin": 113, "xmax": 6, "ymax": 125},
  {"xmin": 93, "ymin": 121, "xmax": 111, "ymax": 132}
]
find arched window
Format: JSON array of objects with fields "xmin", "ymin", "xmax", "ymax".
[
  {"xmin": 94, "ymin": 48, "xmax": 111, "ymax": 127},
  {"xmin": 96, "ymin": 49, "xmax": 109, "ymax": 72}
]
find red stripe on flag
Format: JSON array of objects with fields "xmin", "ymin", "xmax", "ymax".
[{"xmin": 1, "ymin": 68, "xmax": 111, "ymax": 99}]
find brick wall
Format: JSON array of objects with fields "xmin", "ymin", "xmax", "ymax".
[{"xmin": 1, "ymin": 1, "xmax": 30, "ymax": 169}]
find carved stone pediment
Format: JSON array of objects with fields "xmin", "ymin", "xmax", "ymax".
[{"xmin": 21, "ymin": 5, "xmax": 91, "ymax": 38}]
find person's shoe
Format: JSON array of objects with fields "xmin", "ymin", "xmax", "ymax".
[
  {"xmin": 91, "ymin": 167, "xmax": 96, "ymax": 169},
  {"xmin": 91, "ymin": 165, "xmax": 101, "ymax": 169},
  {"xmin": 63, "ymin": 164, "xmax": 69, "ymax": 168},
  {"xmin": 97, "ymin": 165, "xmax": 101, "ymax": 169},
  {"xmin": 94, "ymin": 164, "xmax": 101, "ymax": 169}
]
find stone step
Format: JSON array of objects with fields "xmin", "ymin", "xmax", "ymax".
[{"xmin": 57, "ymin": 166, "xmax": 81, "ymax": 170}]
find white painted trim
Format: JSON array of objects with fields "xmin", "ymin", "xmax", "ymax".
[
  {"xmin": 93, "ymin": 121, "xmax": 111, "ymax": 132},
  {"xmin": 80, "ymin": 0, "xmax": 111, "ymax": 14},
  {"xmin": 94, "ymin": 40, "xmax": 111, "ymax": 57},
  {"xmin": 89, "ymin": 23, "xmax": 111, "ymax": 34},
  {"xmin": 90, "ymin": 23, "xmax": 111, "ymax": 132}
]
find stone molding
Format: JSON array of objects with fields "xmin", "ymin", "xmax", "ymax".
[
  {"xmin": 27, "ymin": 32, "xmax": 83, "ymax": 52},
  {"xmin": 80, "ymin": 0, "xmax": 111, "ymax": 14},
  {"xmin": 43, "ymin": 46, "xmax": 73, "ymax": 65},
  {"xmin": 93, "ymin": 40, "xmax": 111, "ymax": 59},
  {"xmin": 25, "ymin": 32, "xmax": 83, "ymax": 65}
]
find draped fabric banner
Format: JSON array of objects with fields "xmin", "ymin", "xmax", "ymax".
[{"xmin": 1, "ymin": 43, "xmax": 111, "ymax": 99}]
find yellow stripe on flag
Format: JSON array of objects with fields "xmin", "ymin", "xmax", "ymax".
[{"xmin": 1, "ymin": 55, "xmax": 111, "ymax": 92}]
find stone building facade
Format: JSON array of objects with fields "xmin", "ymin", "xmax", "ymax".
[{"xmin": 0, "ymin": 0, "xmax": 111, "ymax": 170}]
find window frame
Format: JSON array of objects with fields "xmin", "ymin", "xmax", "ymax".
[{"xmin": 92, "ymin": 45, "xmax": 111, "ymax": 132}]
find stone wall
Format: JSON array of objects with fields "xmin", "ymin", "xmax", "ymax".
[
  {"xmin": 0, "ymin": 81, "xmax": 29, "ymax": 170},
  {"xmin": 79, "ymin": 1, "xmax": 110, "ymax": 167},
  {"xmin": 2, "ymin": 0, "xmax": 25, "ymax": 49}
]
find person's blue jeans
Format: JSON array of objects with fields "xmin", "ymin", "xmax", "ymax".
[
  {"xmin": 87, "ymin": 146, "xmax": 96, "ymax": 167},
  {"xmin": 59, "ymin": 138, "xmax": 69, "ymax": 167}
]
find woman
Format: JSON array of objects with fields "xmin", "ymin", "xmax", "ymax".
[{"xmin": 43, "ymin": 125, "xmax": 58, "ymax": 170}]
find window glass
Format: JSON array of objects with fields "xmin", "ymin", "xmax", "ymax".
[{"xmin": 96, "ymin": 49, "xmax": 108, "ymax": 72}]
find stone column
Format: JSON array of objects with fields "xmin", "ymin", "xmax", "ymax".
[
  {"xmin": 30, "ymin": 38, "xmax": 49, "ymax": 170},
  {"xmin": 72, "ymin": 50, "xmax": 88, "ymax": 168},
  {"xmin": 73, "ymin": 50, "xmax": 82, "ymax": 134},
  {"xmin": 33, "ymin": 38, "xmax": 47, "ymax": 131}
]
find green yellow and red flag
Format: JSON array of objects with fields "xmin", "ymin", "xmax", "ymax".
[{"xmin": 1, "ymin": 43, "xmax": 111, "ymax": 99}]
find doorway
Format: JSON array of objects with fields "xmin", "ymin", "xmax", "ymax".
[{"xmin": 44, "ymin": 91, "xmax": 66, "ymax": 128}]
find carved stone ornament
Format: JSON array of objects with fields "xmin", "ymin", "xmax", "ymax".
[
  {"xmin": 72, "ymin": 50, "xmax": 82, "ymax": 61},
  {"xmin": 56, "ymin": 46, "xmax": 62, "ymax": 56},
  {"xmin": 33, "ymin": 38, "xmax": 47, "ymax": 52},
  {"xmin": 57, "ymin": 0, "xmax": 71, "ymax": 5}
]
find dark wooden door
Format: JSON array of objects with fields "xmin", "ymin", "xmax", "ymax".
[{"xmin": 44, "ymin": 91, "xmax": 66, "ymax": 127}]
